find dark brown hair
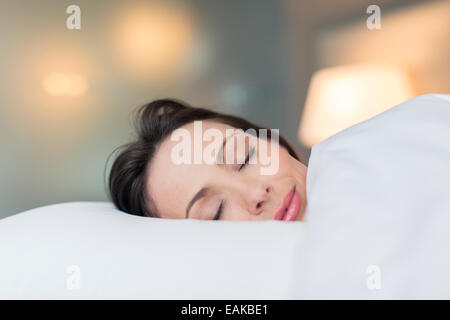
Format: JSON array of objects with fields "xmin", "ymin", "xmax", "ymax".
[{"xmin": 108, "ymin": 98, "xmax": 300, "ymax": 217}]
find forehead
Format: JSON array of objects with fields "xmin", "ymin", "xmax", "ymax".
[{"xmin": 145, "ymin": 120, "xmax": 236, "ymax": 218}]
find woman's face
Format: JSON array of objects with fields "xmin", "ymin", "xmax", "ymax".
[{"xmin": 146, "ymin": 121, "xmax": 307, "ymax": 221}]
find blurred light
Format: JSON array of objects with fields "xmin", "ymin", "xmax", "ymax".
[
  {"xmin": 299, "ymin": 63, "xmax": 415, "ymax": 147},
  {"xmin": 42, "ymin": 72, "xmax": 89, "ymax": 96},
  {"xmin": 115, "ymin": 2, "xmax": 194, "ymax": 80}
]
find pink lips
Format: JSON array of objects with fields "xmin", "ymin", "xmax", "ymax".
[{"xmin": 273, "ymin": 186, "xmax": 301, "ymax": 221}]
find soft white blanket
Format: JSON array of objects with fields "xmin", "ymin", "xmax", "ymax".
[{"xmin": 296, "ymin": 94, "xmax": 450, "ymax": 299}]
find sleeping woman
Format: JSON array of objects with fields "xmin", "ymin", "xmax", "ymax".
[{"xmin": 108, "ymin": 98, "xmax": 307, "ymax": 221}]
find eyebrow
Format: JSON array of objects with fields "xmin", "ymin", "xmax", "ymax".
[{"xmin": 185, "ymin": 187, "xmax": 210, "ymax": 218}]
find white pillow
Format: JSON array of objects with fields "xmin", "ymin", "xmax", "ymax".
[
  {"xmin": 296, "ymin": 94, "xmax": 450, "ymax": 299},
  {"xmin": 0, "ymin": 202, "xmax": 306, "ymax": 299}
]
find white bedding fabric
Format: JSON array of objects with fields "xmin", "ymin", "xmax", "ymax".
[
  {"xmin": 0, "ymin": 93, "xmax": 449, "ymax": 299},
  {"xmin": 296, "ymin": 93, "xmax": 450, "ymax": 299},
  {"xmin": 0, "ymin": 202, "xmax": 306, "ymax": 299}
]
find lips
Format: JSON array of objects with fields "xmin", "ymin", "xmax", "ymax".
[{"xmin": 273, "ymin": 186, "xmax": 301, "ymax": 221}]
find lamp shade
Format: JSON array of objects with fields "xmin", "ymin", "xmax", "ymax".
[{"xmin": 298, "ymin": 63, "xmax": 415, "ymax": 147}]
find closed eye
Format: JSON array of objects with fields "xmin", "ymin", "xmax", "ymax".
[
  {"xmin": 239, "ymin": 146, "xmax": 255, "ymax": 171},
  {"xmin": 213, "ymin": 200, "xmax": 224, "ymax": 220}
]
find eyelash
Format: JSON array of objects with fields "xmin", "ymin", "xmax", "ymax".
[
  {"xmin": 238, "ymin": 146, "xmax": 255, "ymax": 171},
  {"xmin": 213, "ymin": 200, "xmax": 225, "ymax": 220}
]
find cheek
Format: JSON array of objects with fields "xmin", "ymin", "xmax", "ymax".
[
  {"xmin": 278, "ymin": 148, "xmax": 291, "ymax": 166},
  {"xmin": 224, "ymin": 202, "xmax": 252, "ymax": 220},
  {"xmin": 274, "ymin": 148, "xmax": 307, "ymax": 187},
  {"xmin": 274, "ymin": 147, "xmax": 294, "ymax": 175}
]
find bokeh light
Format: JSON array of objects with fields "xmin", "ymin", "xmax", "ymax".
[
  {"xmin": 114, "ymin": 2, "xmax": 194, "ymax": 80},
  {"xmin": 42, "ymin": 72, "xmax": 89, "ymax": 96},
  {"xmin": 299, "ymin": 63, "xmax": 415, "ymax": 147}
]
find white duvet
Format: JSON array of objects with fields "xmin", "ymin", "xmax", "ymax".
[{"xmin": 296, "ymin": 93, "xmax": 450, "ymax": 299}]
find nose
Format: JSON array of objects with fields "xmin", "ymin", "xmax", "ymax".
[{"xmin": 244, "ymin": 182, "xmax": 272, "ymax": 216}]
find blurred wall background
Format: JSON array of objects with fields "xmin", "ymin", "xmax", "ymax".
[{"xmin": 0, "ymin": 0, "xmax": 448, "ymax": 218}]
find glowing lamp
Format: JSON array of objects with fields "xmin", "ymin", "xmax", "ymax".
[{"xmin": 298, "ymin": 63, "xmax": 415, "ymax": 147}]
